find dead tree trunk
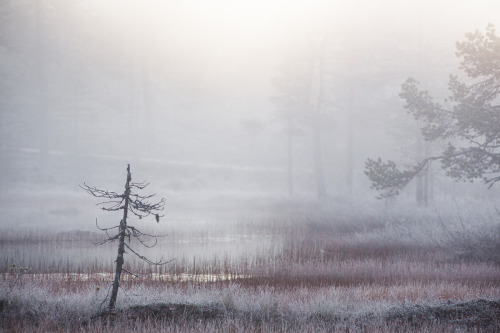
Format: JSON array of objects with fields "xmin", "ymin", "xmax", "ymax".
[
  {"xmin": 81, "ymin": 164, "xmax": 166, "ymax": 310},
  {"xmin": 109, "ymin": 165, "xmax": 131, "ymax": 309}
]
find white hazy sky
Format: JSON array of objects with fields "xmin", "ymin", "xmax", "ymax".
[
  {"xmin": 92, "ymin": 0, "xmax": 500, "ymax": 44},
  {"xmin": 78, "ymin": 0, "xmax": 500, "ymax": 94}
]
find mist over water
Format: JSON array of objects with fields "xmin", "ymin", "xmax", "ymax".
[
  {"xmin": 1, "ymin": 0, "xmax": 500, "ymax": 237},
  {"xmin": 3, "ymin": 5, "xmax": 500, "ymax": 331}
]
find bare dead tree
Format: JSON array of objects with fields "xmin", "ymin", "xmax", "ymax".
[{"xmin": 81, "ymin": 164, "xmax": 167, "ymax": 310}]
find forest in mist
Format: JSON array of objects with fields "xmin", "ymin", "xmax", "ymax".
[
  {"xmin": 1, "ymin": 0, "xmax": 499, "ymax": 208},
  {"xmin": 2, "ymin": 1, "xmax": 500, "ymax": 332}
]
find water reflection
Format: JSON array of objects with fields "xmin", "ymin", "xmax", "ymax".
[
  {"xmin": 1, "ymin": 217, "xmax": 284, "ymax": 274},
  {"xmin": 1, "ymin": 272, "xmax": 249, "ymax": 282}
]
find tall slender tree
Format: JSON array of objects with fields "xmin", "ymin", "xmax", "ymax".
[
  {"xmin": 308, "ymin": 37, "xmax": 328, "ymax": 198},
  {"xmin": 81, "ymin": 164, "xmax": 167, "ymax": 310},
  {"xmin": 271, "ymin": 55, "xmax": 309, "ymax": 196},
  {"xmin": 271, "ymin": 38, "xmax": 331, "ymax": 198}
]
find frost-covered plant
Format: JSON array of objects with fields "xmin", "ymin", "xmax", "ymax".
[{"xmin": 1, "ymin": 263, "xmax": 30, "ymax": 297}]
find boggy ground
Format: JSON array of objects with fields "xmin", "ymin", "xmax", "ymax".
[
  {"xmin": 2, "ymin": 298, "xmax": 500, "ymax": 332},
  {"xmin": 1, "ymin": 205, "xmax": 500, "ymax": 332},
  {"xmin": 94, "ymin": 299, "xmax": 500, "ymax": 329}
]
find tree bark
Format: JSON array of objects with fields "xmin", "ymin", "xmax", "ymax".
[{"xmin": 109, "ymin": 164, "xmax": 132, "ymax": 310}]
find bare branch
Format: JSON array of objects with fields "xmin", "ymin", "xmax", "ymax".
[
  {"xmin": 79, "ymin": 183, "xmax": 122, "ymax": 199},
  {"xmin": 124, "ymin": 243, "xmax": 172, "ymax": 265},
  {"xmin": 129, "ymin": 197, "xmax": 165, "ymax": 214},
  {"xmin": 127, "ymin": 225, "xmax": 168, "ymax": 238},
  {"xmin": 95, "ymin": 218, "xmax": 120, "ymax": 232},
  {"xmin": 135, "ymin": 235, "xmax": 158, "ymax": 248},
  {"xmin": 97, "ymin": 199, "xmax": 124, "ymax": 211},
  {"xmin": 122, "ymin": 268, "xmax": 143, "ymax": 278},
  {"xmin": 130, "ymin": 180, "xmax": 150, "ymax": 189},
  {"xmin": 94, "ymin": 234, "xmax": 119, "ymax": 246}
]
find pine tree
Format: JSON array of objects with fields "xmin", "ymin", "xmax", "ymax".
[{"xmin": 365, "ymin": 24, "xmax": 500, "ymax": 198}]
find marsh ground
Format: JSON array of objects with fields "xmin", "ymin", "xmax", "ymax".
[{"xmin": 1, "ymin": 194, "xmax": 500, "ymax": 332}]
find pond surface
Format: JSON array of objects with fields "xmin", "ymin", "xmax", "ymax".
[{"xmin": 1, "ymin": 215, "xmax": 284, "ymax": 274}]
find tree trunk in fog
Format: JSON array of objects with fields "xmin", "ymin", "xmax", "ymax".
[
  {"xmin": 424, "ymin": 140, "xmax": 433, "ymax": 204},
  {"xmin": 415, "ymin": 136, "xmax": 430, "ymax": 206},
  {"xmin": 109, "ymin": 165, "xmax": 132, "ymax": 310},
  {"xmin": 287, "ymin": 115, "xmax": 294, "ymax": 196},
  {"xmin": 129, "ymin": 62, "xmax": 138, "ymax": 156},
  {"xmin": 415, "ymin": 136, "xmax": 423, "ymax": 205},
  {"xmin": 310, "ymin": 40, "xmax": 327, "ymax": 199},
  {"xmin": 422, "ymin": 172, "xmax": 428, "ymax": 206},
  {"xmin": 346, "ymin": 92, "xmax": 354, "ymax": 196},
  {"xmin": 415, "ymin": 136, "xmax": 425, "ymax": 206},
  {"xmin": 312, "ymin": 118, "xmax": 326, "ymax": 198},
  {"xmin": 36, "ymin": 0, "xmax": 49, "ymax": 177},
  {"xmin": 414, "ymin": 19, "xmax": 430, "ymax": 207},
  {"xmin": 142, "ymin": 59, "xmax": 153, "ymax": 158}
]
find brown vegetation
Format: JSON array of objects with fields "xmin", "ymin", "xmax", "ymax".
[{"xmin": 1, "ymin": 210, "xmax": 500, "ymax": 331}]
